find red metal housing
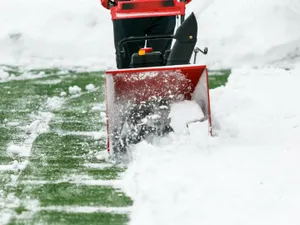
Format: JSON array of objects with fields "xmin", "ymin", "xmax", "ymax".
[
  {"xmin": 105, "ymin": 65, "xmax": 212, "ymax": 153},
  {"xmin": 110, "ymin": 0, "xmax": 186, "ymax": 20}
]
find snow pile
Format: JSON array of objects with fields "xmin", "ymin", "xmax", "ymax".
[
  {"xmin": 60, "ymin": 91, "xmax": 67, "ymax": 97},
  {"xmin": 0, "ymin": 0, "xmax": 114, "ymax": 69},
  {"xmin": 121, "ymin": 67, "xmax": 300, "ymax": 225},
  {"xmin": 0, "ymin": 0, "xmax": 299, "ymax": 69},
  {"xmin": 85, "ymin": 83, "xmax": 96, "ymax": 92},
  {"xmin": 68, "ymin": 85, "xmax": 82, "ymax": 95},
  {"xmin": 193, "ymin": 0, "xmax": 300, "ymax": 68}
]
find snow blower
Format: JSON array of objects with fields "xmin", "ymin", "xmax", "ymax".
[{"xmin": 103, "ymin": 0, "xmax": 212, "ymax": 155}]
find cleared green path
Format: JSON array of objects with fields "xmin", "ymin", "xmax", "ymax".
[{"xmin": 0, "ymin": 69, "xmax": 131, "ymax": 225}]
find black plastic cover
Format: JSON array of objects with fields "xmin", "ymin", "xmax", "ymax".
[{"xmin": 130, "ymin": 51, "xmax": 164, "ymax": 68}]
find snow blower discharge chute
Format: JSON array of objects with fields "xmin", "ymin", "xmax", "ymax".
[{"xmin": 104, "ymin": 0, "xmax": 212, "ymax": 155}]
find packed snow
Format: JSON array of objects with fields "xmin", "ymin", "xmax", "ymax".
[{"xmin": 0, "ymin": 0, "xmax": 299, "ymax": 69}]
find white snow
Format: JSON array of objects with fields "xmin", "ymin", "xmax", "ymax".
[
  {"xmin": 68, "ymin": 85, "xmax": 82, "ymax": 95},
  {"xmin": 85, "ymin": 83, "xmax": 96, "ymax": 92},
  {"xmin": 189, "ymin": 0, "xmax": 300, "ymax": 69},
  {"xmin": 0, "ymin": 160, "xmax": 27, "ymax": 171},
  {"xmin": 0, "ymin": 0, "xmax": 299, "ymax": 69},
  {"xmin": 45, "ymin": 96, "xmax": 64, "ymax": 110},
  {"xmin": 1, "ymin": 0, "xmax": 300, "ymax": 224},
  {"xmin": 91, "ymin": 103, "xmax": 105, "ymax": 111},
  {"xmin": 83, "ymin": 163, "xmax": 112, "ymax": 169},
  {"xmin": 0, "ymin": 69, "xmax": 9, "ymax": 80},
  {"xmin": 0, "ymin": 68, "xmax": 47, "ymax": 83},
  {"xmin": 0, "ymin": 211, "xmax": 13, "ymax": 225},
  {"xmin": 6, "ymin": 112, "xmax": 53, "ymax": 157},
  {"xmin": 0, "ymin": 0, "xmax": 114, "ymax": 70},
  {"xmin": 1, "ymin": 105, "xmax": 65, "ymax": 225},
  {"xmin": 94, "ymin": 149, "xmax": 110, "ymax": 161},
  {"xmin": 0, "ymin": 193, "xmax": 21, "ymax": 225},
  {"xmin": 169, "ymin": 100, "xmax": 205, "ymax": 135},
  {"xmin": 60, "ymin": 91, "xmax": 67, "ymax": 97},
  {"xmin": 120, "ymin": 66, "xmax": 300, "ymax": 225}
]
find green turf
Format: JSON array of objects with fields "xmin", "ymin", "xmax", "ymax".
[
  {"xmin": 0, "ymin": 127, "xmax": 11, "ymax": 152},
  {"xmin": 0, "ymin": 67, "xmax": 230, "ymax": 225},
  {"xmin": 9, "ymin": 211, "xmax": 129, "ymax": 225},
  {"xmin": 16, "ymin": 183, "xmax": 132, "ymax": 207},
  {"xmin": 20, "ymin": 133, "xmax": 112, "ymax": 181},
  {"xmin": 86, "ymin": 167, "xmax": 125, "ymax": 180},
  {"xmin": 208, "ymin": 69, "xmax": 231, "ymax": 89}
]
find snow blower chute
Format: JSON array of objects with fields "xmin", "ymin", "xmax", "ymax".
[{"xmin": 104, "ymin": 0, "xmax": 212, "ymax": 155}]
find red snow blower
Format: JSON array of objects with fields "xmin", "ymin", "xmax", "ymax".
[{"xmin": 103, "ymin": 0, "xmax": 212, "ymax": 155}]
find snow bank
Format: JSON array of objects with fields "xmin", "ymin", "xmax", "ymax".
[
  {"xmin": 0, "ymin": 0, "xmax": 299, "ymax": 69},
  {"xmin": 194, "ymin": 0, "xmax": 300, "ymax": 69},
  {"xmin": 211, "ymin": 67, "xmax": 300, "ymax": 146},
  {"xmin": 0, "ymin": 0, "xmax": 115, "ymax": 70},
  {"xmin": 121, "ymin": 67, "xmax": 300, "ymax": 225}
]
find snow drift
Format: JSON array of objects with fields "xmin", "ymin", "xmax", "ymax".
[
  {"xmin": 193, "ymin": 0, "xmax": 300, "ymax": 69},
  {"xmin": 0, "ymin": 0, "xmax": 115, "ymax": 69}
]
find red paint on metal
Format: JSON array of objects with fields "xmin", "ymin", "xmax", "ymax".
[{"xmin": 110, "ymin": 0, "xmax": 186, "ymax": 20}]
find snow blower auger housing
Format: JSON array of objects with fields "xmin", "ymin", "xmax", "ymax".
[{"xmin": 104, "ymin": 0, "xmax": 212, "ymax": 155}]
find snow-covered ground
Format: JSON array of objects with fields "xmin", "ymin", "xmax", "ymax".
[
  {"xmin": 1, "ymin": 0, "xmax": 300, "ymax": 224},
  {"xmin": 0, "ymin": 0, "xmax": 114, "ymax": 70},
  {"xmin": 0, "ymin": 0, "xmax": 299, "ymax": 69},
  {"xmin": 192, "ymin": 0, "xmax": 300, "ymax": 69},
  {"xmin": 121, "ymin": 66, "xmax": 300, "ymax": 225}
]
